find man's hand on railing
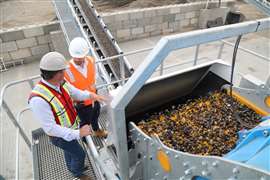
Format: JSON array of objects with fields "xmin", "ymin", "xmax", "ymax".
[
  {"xmin": 79, "ymin": 125, "xmax": 91, "ymax": 137},
  {"xmin": 91, "ymin": 93, "xmax": 109, "ymax": 104}
]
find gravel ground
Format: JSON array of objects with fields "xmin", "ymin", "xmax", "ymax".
[
  {"xmin": 0, "ymin": 0, "xmax": 56, "ymax": 29},
  {"xmin": 0, "ymin": 0, "xmax": 268, "ymax": 29}
]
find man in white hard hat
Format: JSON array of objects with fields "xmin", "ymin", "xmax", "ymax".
[
  {"xmin": 29, "ymin": 52, "xmax": 106, "ymax": 180},
  {"xmin": 64, "ymin": 37, "xmax": 108, "ymax": 139}
]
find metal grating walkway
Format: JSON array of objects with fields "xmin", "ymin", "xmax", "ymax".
[{"xmin": 32, "ymin": 128, "xmax": 98, "ymax": 180}]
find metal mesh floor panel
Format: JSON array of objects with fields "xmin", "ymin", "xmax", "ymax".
[{"xmin": 32, "ymin": 129, "xmax": 97, "ymax": 180}]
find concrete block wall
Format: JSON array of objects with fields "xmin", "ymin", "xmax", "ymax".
[
  {"xmin": 102, "ymin": 0, "xmax": 235, "ymax": 42},
  {"xmin": 0, "ymin": 22, "xmax": 60, "ymax": 66}
]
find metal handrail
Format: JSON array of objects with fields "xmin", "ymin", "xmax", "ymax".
[
  {"xmin": 85, "ymin": 136, "xmax": 116, "ymax": 180},
  {"xmin": 15, "ymin": 107, "xmax": 32, "ymax": 180},
  {"xmin": 0, "ymin": 75, "xmax": 40, "ymax": 107},
  {"xmin": 0, "ymin": 75, "xmax": 40, "ymax": 150}
]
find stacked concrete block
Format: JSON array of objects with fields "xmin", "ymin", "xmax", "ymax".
[
  {"xmin": 102, "ymin": 0, "xmax": 235, "ymax": 42},
  {"xmin": 50, "ymin": 30, "xmax": 70, "ymax": 59},
  {"xmin": 23, "ymin": 27, "xmax": 44, "ymax": 38},
  {"xmin": 16, "ymin": 38, "xmax": 37, "ymax": 49},
  {"xmin": 0, "ymin": 22, "xmax": 59, "ymax": 67}
]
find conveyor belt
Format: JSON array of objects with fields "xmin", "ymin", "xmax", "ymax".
[
  {"xmin": 32, "ymin": 129, "xmax": 98, "ymax": 180},
  {"xmin": 71, "ymin": 0, "xmax": 132, "ymax": 81}
]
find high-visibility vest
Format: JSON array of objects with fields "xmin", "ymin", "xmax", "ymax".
[
  {"xmin": 29, "ymin": 81, "xmax": 79, "ymax": 129},
  {"xmin": 64, "ymin": 56, "xmax": 96, "ymax": 106}
]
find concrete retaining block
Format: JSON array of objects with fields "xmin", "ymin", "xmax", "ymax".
[
  {"xmin": 156, "ymin": 7, "xmax": 170, "ymax": 16},
  {"xmin": 190, "ymin": 18, "xmax": 199, "ymax": 25},
  {"xmin": 0, "ymin": 41, "xmax": 18, "ymax": 53},
  {"xmin": 145, "ymin": 24, "xmax": 157, "ymax": 33},
  {"xmin": 161, "ymin": 22, "xmax": 169, "ymax": 30},
  {"xmin": 131, "ymin": 27, "xmax": 144, "ymax": 35},
  {"xmin": 1, "ymin": 52, "xmax": 12, "ymax": 61},
  {"xmin": 30, "ymin": 44, "xmax": 50, "ymax": 56},
  {"xmin": 162, "ymin": 28, "xmax": 174, "ymax": 35},
  {"xmin": 50, "ymin": 30, "xmax": 70, "ymax": 59},
  {"xmin": 115, "ymin": 13, "xmax": 129, "ymax": 21},
  {"xmin": 43, "ymin": 23, "xmax": 60, "ymax": 34},
  {"xmin": 138, "ymin": 17, "xmax": 151, "ymax": 26},
  {"xmin": 144, "ymin": 10, "xmax": 156, "ymax": 18},
  {"xmin": 175, "ymin": 14, "xmax": 185, "ymax": 21},
  {"xmin": 10, "ymin": 49, "xmax": 31, "ymax": 59},
  {"xmin": 16, "ymin": 37, "xmax": 37, "ymax": 49},
  {"xmin": 130, "ymin": 11, "xmax": 143, "ymax": 20},
  {"xmin": 185, "ymin": 11, "xmax": 196, "ymax": 19},
  {"xmin": 101, "ymin": 0, "xmax": 235, "ymax": 42},
  {"xmin": 23, "ymin": 27, "xmax": 44, "ymax": 38},
  {"xmin": 134, "ymin": 32, "xmax": 150, "ymax": 39},
  {"xmin": 198, "ymin": 7, "xmax": 230, "ymax": 28},
  {"xmin": 117, "ymin": 29, "xmax": 131, "ymax": 38},
  {"xmin": 37, "ymin": 35, "xmax": 51, "ymax": 45},
  {"xmin": 164, "ymin": 14, "xmax": 176, "ymax": 23},
  {"xmin": 0, "ymin": 22, "xmax": 61, "ymax": 67},
  {"xmin": 0, "ymin": 30, "xmax": 25, "ymax": 42},
  {"xmin": 170, "ymin": 6, "xmax": 181, "ymax": 14},
  {"xmin": 24, "ymin": 54, "xmax": 43, "ymax": 63},
  {"xmin": 169, "ymin": 21, "xmax": 180, "ymax": 31},
  {"xmin": 151, "ymin": 16, "xmax": 163, "ymax": 24},
  {"xmin": 180, "ymin": 19, "xmax": 190, "ymax": 27}
]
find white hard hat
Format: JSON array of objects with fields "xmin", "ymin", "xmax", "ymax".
[
  {"xmin": 40, "ymin": 52, "xmax": 67, "ymax": 71},
  {"xmin": 69, "ymin": 37, "xmax": 89, "ymax": 58}
]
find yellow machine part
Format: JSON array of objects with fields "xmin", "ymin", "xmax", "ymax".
[
  {"xmin": 228, "ymin": 90, "xmax": 269, "ymax": 116},
  {"xmin": 265, "ymin": 96, "xmax": 270, "ymax": 108},
  {"xmin": 157, "ymin": 150, "xmax": 172, "ymax": 172}
]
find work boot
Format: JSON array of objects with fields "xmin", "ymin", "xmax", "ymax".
[
  {"xmin": 93, "ymin": 130, "xmax": 108, "ymax": 138},
  {"xmin": 79, "ymin": 174, "xmax": 91, "ymax": 180}
]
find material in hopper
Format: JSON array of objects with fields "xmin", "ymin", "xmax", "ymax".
[{"xmin": 138, "ymin": 91, "xmax": 261, "ymax": 156}]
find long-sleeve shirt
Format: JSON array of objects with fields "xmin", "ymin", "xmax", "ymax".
[
  {"xmin": 71, "ymin": 59, "xmax": 88, "ymax": 78},
  {"xmin": 29, "ymin": 79, "xmax": 93, "ymax": 141}
]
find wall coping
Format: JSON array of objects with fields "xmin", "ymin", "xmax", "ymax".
[
  {"xmin": 0, "ymin": 21, "xmax": 59, "ymax": 34},
  {"xmin": 101, "ymin": 0, "xmax": 235, "ymax": 16}
]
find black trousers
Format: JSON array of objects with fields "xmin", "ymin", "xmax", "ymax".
[{"xmin": 75, "ymin": 101, "xmax": 100, "ymax": 131}]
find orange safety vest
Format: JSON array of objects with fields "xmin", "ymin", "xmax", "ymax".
[{"xmin": 64, "ymin": 56, "xmax": 96, "ymax": 106}]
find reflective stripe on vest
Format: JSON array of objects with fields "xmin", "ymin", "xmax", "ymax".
[
  {"xmin": 31, "ymin": 83, "xmax": 79, "ymax": 129},
  {"xmin": 64, "ymin": 56, "xmax": 96, "ymax": 106}
]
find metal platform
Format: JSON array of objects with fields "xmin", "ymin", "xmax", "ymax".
[
  {"xmin": 31, "ymin": 109, "xmax": 112, "ymax": 180},
  {"xmin": 32, "ymin": 128, "xmax": 98, "ymax": 180}
]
